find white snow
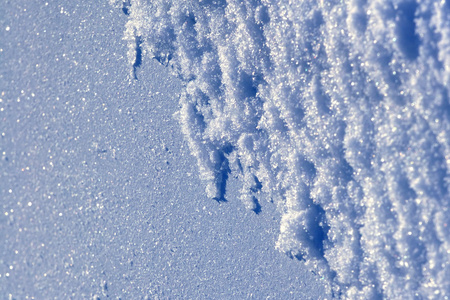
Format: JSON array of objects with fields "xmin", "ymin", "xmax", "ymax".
[
  {"xmin": 0, "ymin": 1, "xmax": 327, "ymax": 299},
  {"xmin": 122, "ymin": 0, "xmax": 450, "ymax": 298}
]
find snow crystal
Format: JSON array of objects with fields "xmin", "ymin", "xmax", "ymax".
[{"xmin": 119, "ymin": 0, "xmax": 450, "ymax": 297}]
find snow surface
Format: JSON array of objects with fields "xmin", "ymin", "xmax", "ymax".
[
  {"xmin": 0, "ymin": 1, "xmax": 328, "ymax": 299},
  {"xmin": 118, "ymin": 0, "xmax": 450, "ymax": 298}
]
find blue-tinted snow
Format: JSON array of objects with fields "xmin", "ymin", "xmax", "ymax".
[
  {"xmin": 120, "ymin": 0, "xmax": 450, "ymax": 298},
  {"xmin": 0, "ymin": 1, "xmax": 328, "ymax": 299}
]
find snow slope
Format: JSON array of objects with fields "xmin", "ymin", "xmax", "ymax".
[
  {"xmin": 0, "ymin": 1, "xmax": 327, "ymax": 299},
  {"xmin": 118, "ymin": 0, "xmax": 450, "ymax": 298}
]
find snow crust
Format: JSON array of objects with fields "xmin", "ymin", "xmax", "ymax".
[{"xmin": 120, "ymin": 0, "xmax": 450, "ymax": 298}]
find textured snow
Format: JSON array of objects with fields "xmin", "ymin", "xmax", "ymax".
[
  {"xmin": 0, "ymin": 1, "xmax": 328, "ymax": 299},
  {"xmin": 120, "ymin": 0, "xmax": 450, "ymax": 298}
]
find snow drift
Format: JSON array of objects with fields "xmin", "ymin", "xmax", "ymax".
[{"xmin": 113, "ymin": 0, "xmax": 450, "ymax": 298}]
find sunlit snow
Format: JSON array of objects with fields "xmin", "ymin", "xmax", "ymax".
[{"xmin": 117, "ymin": 0, "xmax": 450, "ymax": 297}]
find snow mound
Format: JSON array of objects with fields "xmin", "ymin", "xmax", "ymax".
[{"xmin": 117, "ymin": 0, "xmax": 450, "ymax": 298}]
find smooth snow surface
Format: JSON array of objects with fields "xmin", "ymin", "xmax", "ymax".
[{"xmin": 118, "ymin": 0, "xmax": 450, "ymax": 298}]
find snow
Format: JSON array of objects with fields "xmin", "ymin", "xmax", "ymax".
[
  {"xmin": 0, "ymin": 0, "xmax": 327, "ymax": 299},
  {"xmin": 120, "ymin": 0, "xmax": 450, "ymax": 298},
  {"xmin": 2, "ymin": 0, "xmax": 450, "ymax": 298}
]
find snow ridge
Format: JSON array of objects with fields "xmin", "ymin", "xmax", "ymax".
[{"xmin": 118, "ymin": 0, "xmax": 450, "ymax": 298}]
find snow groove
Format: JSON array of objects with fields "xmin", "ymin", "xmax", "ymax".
[{"xmin": 116, "ymin": 0, "xmax": 450, "ymax": 298}]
